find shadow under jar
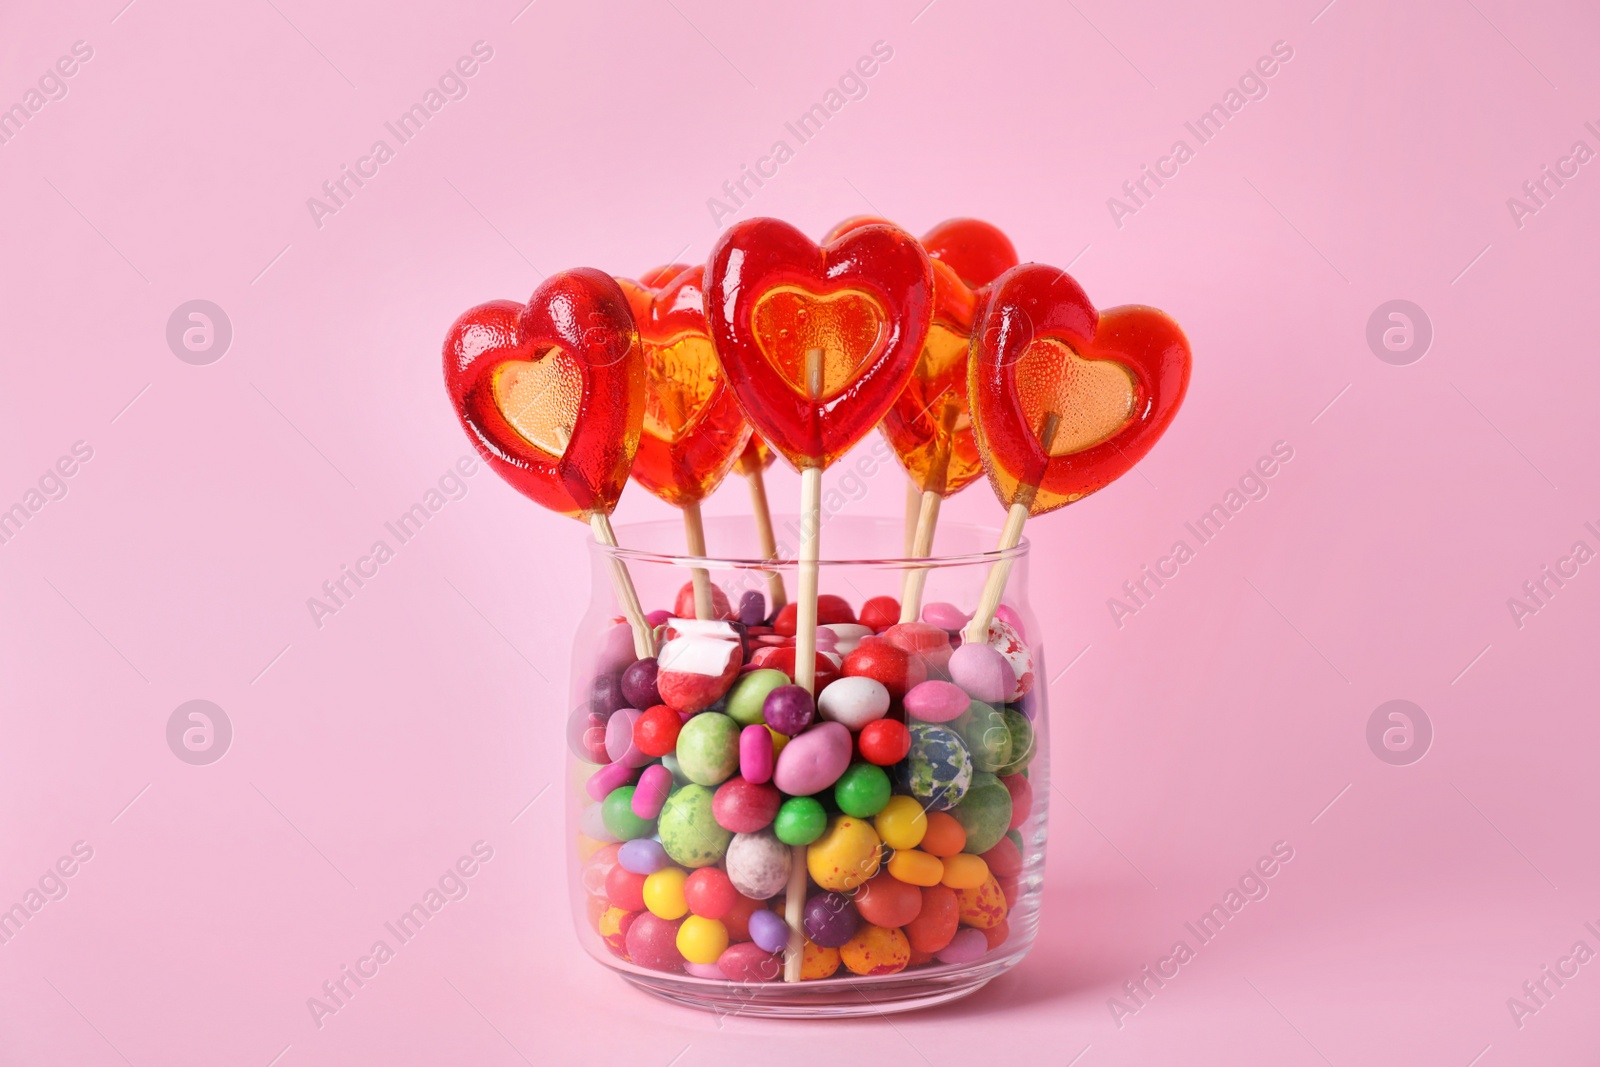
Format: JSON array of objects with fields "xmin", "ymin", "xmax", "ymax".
[{"xmin": 566, "ymin": 515, "xmax": 1048, "ymax": 1017}]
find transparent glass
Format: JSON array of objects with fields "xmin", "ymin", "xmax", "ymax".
[{"xmin": 565, "ymin": 515, "xmax": 1048, "ymax": 1017}]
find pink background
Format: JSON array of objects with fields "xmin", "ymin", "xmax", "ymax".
[{"xmin": 3, "ymin": 0, "xmax": 1598, "ymax": 1062}]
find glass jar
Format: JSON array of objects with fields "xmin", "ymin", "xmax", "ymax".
[{"xmin": 566, "ymin": 514, "xmax": 1047, "ymax": 1017}]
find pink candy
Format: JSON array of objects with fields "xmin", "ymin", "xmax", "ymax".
[
  {"xmin": 921, "ymin": 601, "xmax": 971, "ymax": 631},
  {"xmin": 740, "ymin": 724, "xmax": 774, "ymax": 784},
  {"xmin": 586, "ymin": 760, "xmax": 639, "ymax": 802},
  {"xmin": 631, "ymin": 764, "xmax": 673, "ymax": 819},
  {"xmin": 903, "ymin": 680, "xmax": 971, "ymax": 723}
]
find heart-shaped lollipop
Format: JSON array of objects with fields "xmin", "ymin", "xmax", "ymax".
[
  {"xmin": 705, "ymin": 217, "xmax": 933, "ymax": 472},
  {"xmin": 969, "ymin": 264, "xmax": 1190, "ymax": 516},
  {"xmin": 444, "ymin": 268, "xmax": 645, "ymax": 520}
]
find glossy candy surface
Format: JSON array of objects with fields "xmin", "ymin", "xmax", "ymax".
[
  {"xmin": 443, "ymin": 268, "xmax": 644, "ymax": 519},
  {"xmin": 618, "ymin": 264, "xmax": 752, "ymax": 507},
  {"xmin": 705, "ymin": 218, "xmax": 933, "ymax": 471},
  {"xmin": 969, "ymin": 264, "xmax": 1191, "ymax": 516}
]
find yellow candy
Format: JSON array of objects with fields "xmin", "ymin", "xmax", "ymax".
[
  {"xmin": 676, "ymin": 915, "xmax": 730, "ymax": 964},
  {"xmin": 839, "ymin": 923, "xmax": 911, "ymax": 976},
  {"xmin": 767, "ymin": 726, "xmax": 791, "ymax": 758},
  {"xmin": 939, "ymin": 853, "xmax": 989, "ymax": 890},
  {"xmin": 955, "ymin": 874, "xmax": 1008, "ymax": 930},
  {"xmin": 643, "ymin": 867, "xmax": 688, "ymax": 919},
  {"xmin": 873, "ymin": 796, "xmax": 928, "ymax": 851},
  {"xmin": 801, "ymin": 938, "xmax": 841, "ymax": 980},
  {"xmin": 886, "ymin": 848, "xmax": 943, "ymax": 887},
  {"xmin": 807, "ymin": 816, "xmax": 882, "ymax": 891}
]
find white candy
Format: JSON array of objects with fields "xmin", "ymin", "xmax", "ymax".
[
  {"xmin": 816, "ymin": 676, "xmax": 891, "ymax": 731},
  {"xmin": 820, "ymin": 623, "xmax": 873, "ymax": 656},
  {"xmin": 658, "ymin": 635, "xmax": 740, "ymax": 678}
]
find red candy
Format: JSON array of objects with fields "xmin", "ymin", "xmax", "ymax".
[
  {"xmin": 722, "ymin": 894, "xmax": 762, "ymax": 942},
  {"xmin": 604, "ymin": 865, "xmax": 647, "ymax": 913},
  {"xmin": 713, "ymin": 776, "xmax": 782, "ymax": 833},
  {"xmin": 674, "ymin": 579, "xmax": 735, "ymax": 621},
  {"xmin": 718, "ymin": 942, "xmax": 782, "ymax": 982},
  {"xmin": 858, "ymin": 719, "xmax": 911, "ymax": 766},
  {"xmin": 685, "ymin": 868, "xmax": 739, "ymax": 920},
  {"xmin": 632, "ymin": 705, "xmax": 682, "ymax": 758},
  {"xmin": 773, "ymin": 595, "xmax": 856, "ymax": 635},
  {"xmin": 980, "ymin": 836, "xmax": 1023, "ymax": 880},
  {"xmin": 1000, "ymin": 773, "xmax": 1033, "ymax": 830},
  {"xmin": 842, "ymin": 641, "xmax": 926, "ymax": 699},
  {"xmin": 624, "ymin": 912, "xmax": 685, "ymax": 972},
  {"xmin": 881, "ymin": 622, "xmax": 953, "ymax": 672},
  {"xmin": 858, "ymin": 595, "xmax": 901, "ymax": 632},
  {"xmin": 749, "ymin": 646, "xmax": 841, "ymax": 692},
  {"xmin": 443, "ymin": 269, "xmax": 644, "ymax": 520}
]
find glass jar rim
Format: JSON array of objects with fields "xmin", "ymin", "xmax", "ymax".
[{"xmin": 592, "ymin": 516, "xmax": 1030, "ymax": 569}]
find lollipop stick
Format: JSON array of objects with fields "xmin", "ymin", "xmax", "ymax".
[
  {"xmin": 963, "ymin": 411, "xmax": 1060, "ymax": 645},
  {"xmin": 785, "ymin": 346, "xmax": 825, "ymax": 984},
  {"xmin": 899, "ymin": 401, "xmax": 960, "ymax": 623},
  {"xmin": 902, "ymin": 481, "xmax": 920, "ymax": 557},
  {"xmin": 681, "ymin": 500, "xmax": 715, "ymax": 621},
  {"xmin": 744, "ymin": 464, "xmax": 788, "ymax": 611},
  {"xmin": 589, "ymin": 512, "xmax": 655, "ymax": 660}
]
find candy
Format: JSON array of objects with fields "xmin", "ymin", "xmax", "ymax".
[
  {"xmin": 674, "ymin": 713, "xmax": 740, "ymax": 786},
  {"xmin": 603, "ymin": 709, "xmax": 648, "ymax": 768},
  {"xmin": 723, "ymin": 893, "xmax": 762, "ymax": 942},
  {"xmin": 954, "ymin": 874, "xmax": 1008, "ymax": 930},
  {"xmin": 737, "ymin": 591, "xmax": 766, "ymax": 627},
  {"xmin": 594, "ymin": 622, "xmax": 640, "ymax": 678},
  {"xmin": 725, "ymin": 668, "xmax": 790, "ymax": 726},
  {"xmin": 939, "ymin": 853, "xmax": 990, "ymax": 890},
  {"xmin": 857, "ymin": 719, "xmax": 911, "ymax": 766},
  {"xmin": 772, "ymin": 722, "xmax": 852, "ymax": 796},
  {"xmin": 578, "ymin": 802, "xmax": 618, "ymax": 844},
  {"xmin": 954, "ymin": 700, "xmax": 1012, "ymax": 773},
  {"xmin": 657, "ymin": 784, "xmax": 732, "ymax": 868},
  {"xmin": 724, "ymin": 829, "xmax": 793, "ymax": 900},
  {"xmin": 773, "ymin": 796, "xmax": 827, "ymax": 846},
  {"xmin": 882, "ymin": 622, "xmax": 954, "ymax": 672},
  {"xmin": 712, "ymin": 776, "xmax": 781, "ymax": 833},
  {"xmin": 643, "ymin": 868, "xmax": 689, "ymax": 920},
  {"xmin": 935, "ymin": 927, "xmax": 988, "ymax": 965},
  {"xmin": 718, "ymin": 942, "xmax": 782, "ymax": 982},
  {"xmin": 585, "ymin": 760, "xmax": 638, "ymax": 802},
  {"xmin": 842, "ymin": 641, "xmax": 926, "ymax": 699},
  {"xmin": 995, "ymin": 709, "xmax": 1036, "ymax": 777},
  {"xmin": 631, "ymin": 704, "xmax": 682, "ymax": 759},
  {"xmin": 657, "ymin": 633, "xmax": 741, "ymax": 713},
  {"xmin": 620, "ymin": 657, "xmax": 661, "ymax": 709},
  {"xmin": 1000, "ymin": 773, "xmax": 1033, "ymax": 830},
  {"xmin": 617, "ymin": 838, "xmax": 671, "ymax": 875},
  {"xmin": 947, "ymin": 643, "xmax": 1015, "ymax": 705},
  {"xmin": 980, "ymin": 836, "xmax": 1023, "ymax": 880},
  {"xmin": 739, "ymin": 724, "xmax": 774, "ymax": 784},
  {"xmin": 625, "ymin": 912, "xmax": 685, "ymax": 972},
  {"xmin": 704, "ymin": 218, "xmax": 934, "ymax": 473},
  {"xmin": 919, "ymin": 812, "xmax": 967, "ymax": 858},
  {"xmin": 904, "ymin": 884, "xmax": 959, "ymax": 954},
  {"xmin": 762, "ymin": 685, "xmax": 815, "ymax": 736},
  {"xmin": 591, "ymin": 672, "xmax": 630, "ymax": 716},
  {"xmin": 747, "ymin": 907, "xmax": 792, "ymax": 954},
  {"xmin": 631, "ymin": 765, "xmax": 674, "ymax": 820},
  {"xmin": 806, "ymin": 815, "xmax": 882, "ymax": 892},
  {"xmin": 673, "ymin": 580, "xmax": 735, "ymax": 621},
  {"xmin": 975, "ymin": 617, "xmax": 1034, "ymax": 701},
  {"xmin": 816, "ymin": 676, "xmax": 891, "ymax": 730},
  {"xmin": 602, "ymin": 786, "xmax": 655, "ymax": 841},
  {"xmin": 804, "ymin": 891, "xmax": 860, "ymax": 949},
  {"xmin": 773, "ymin": 595, "xmax": 857, "ymax": 635},
  {"xmin": 873, "ymin": 795, "xmax": 929, "ymax": 851},
  {"xmin": 900, "ymin": 723, "xmax": 974, "ymax": 811},
  {"xmin": 833, "ymin": 762, "xmax": 892, "ymax": 818},
  {"xmin": 839, "ymin": 924, "xmax": 911, "ymax": 976},
  {"xmin": 858, "ymin": 596, "xmax": 901, "ymax": 632},
  {"xmin": 886, "ymin": 849, "xmax": 943, "ymax": 887},
  {"xmin": 921, "ymin": 602, "xmax": 971, "ymax": 632},
  {"xmin": 855, "ymin": 871, "xmax": 923, "ymax": 928},
  {"xmin": 676, "ymin": 915, "xmax": 731, "ymax": 965},
  {"xmin": 983, "ymin": 919, "xmax": 1010, "ymax": 951},
  {"xmin": 604, "ymin": 864, "xmax": 647, "ymax": 912},
  {"xmin": 748, "ymin": 646, "xmax": 842, "ymax": 691},
  {"xmin": 819, "ymin": 622, "xmax": 873, "ymax": 656},
  {"xmin": 903, "ymin": 680, "xmax": 971, "ymax": 723},
  {"xmin": 569, "ymin": 704, "xmax": 611, "ymax": 765},
  {"xmin": 801, "ymin": 939, "xmax": 841, "ymax": 980},
  {"xmin": 949, "ymin": 772, "xmax": 1013, "ymax": 854},
  {"xmin": 597, "ymin": 905, "xmax": 637, "ymax": 959}
]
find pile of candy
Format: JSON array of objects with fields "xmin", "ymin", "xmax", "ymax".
[{"xmin": 575, "ymin": 586, "xmax": 1038, "ymax": 981}]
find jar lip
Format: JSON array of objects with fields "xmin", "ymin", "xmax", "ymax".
[{"xmin": 594, "ymin": 517, "xmax": 1030, "ymax": 569}]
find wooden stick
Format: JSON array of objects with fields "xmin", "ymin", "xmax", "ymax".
[
  {"xmin": 681, "ymin": 500, "xmax": 714, "ymax": 621},
  {"xmin": 902, "ymin": 481, "xmax": 920, "ymax": 557},
  {"xmin": 963, "ymin": 411, "xmax": 1061, "ymax": 645},
  {"xmin": 744, "ymin": 464, "xmax": 787, "ymax": 612},
  {"xmin": 784, "ymin": 347, "xmax": 825, "ymax": 984},
  {"xmin": 899, "ymin": 401, "xmax": 960, "ymax": 623},
  {"xmin": 589, "ymin": 512, "xmax": 656, "ymax": 659}
]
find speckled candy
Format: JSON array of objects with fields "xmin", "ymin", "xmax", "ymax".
[
  {"xmin": 903, "ymin": 680, "xmax": 971, "ymax": 723},
  {"xmin": 839, "ymin": 923, "xmax": 911, "ymax": 976},
  {"xmin": 657, "ymin": 784, "xmax": 732, "ymax": 868},
  {"xmin": 772, "ymin": 722, "xmax": 852, "ymax": 796},
  {"xmin": 977, "ymin": 617, "xmax": 1034, "ymax": 700},
  {"xmin": 947, "ymin": 642, "xmax": 1016, "ymax": 705},
  {"xmin": 674, "ymin": 712, "xmax": 740, "ymax": 786},
  {"xmin": 954, "ymin": 873, "xmax": 1009, "ymax": 929},
  {"xmin": 724, "ymin": 829, "xmax": 792, "ymax": 899},
  {"xmin": 805, "ymin": 815, "xmax": 882, "ymax": 892},
  {"xmin": 899, "ymin": 723, "xmax": 974, "ymax": 811},
  {"xmin": 816, "ymin": 676, "xmax": 891, "ymax": 730}
]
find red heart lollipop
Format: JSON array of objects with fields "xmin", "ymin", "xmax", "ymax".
[
  {"xmin": 705, "ymin": 217, "xmax": 934, "ymax": 472},
  {"xmin": 969, "ymin": 263, "xmax": 1190, "ymax": 517},
  {"xmin": 443, "ymin": 268, "xmax": 645, "ymax": 520}
]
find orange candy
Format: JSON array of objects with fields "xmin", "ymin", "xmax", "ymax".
[
  {"xmin": 839, "ymin": 923, "xmax": 912, "ymax": 976},
  {"xmin": 801, "ymin": 938, "xmax": 842, "ymax": 980},
  {"xmin": 919, "ymin": 812, "xmax": 967, "ymax": 857},
  {"xmin": 904, "ymin": 884, "xmax": 960, "ymax": 954},
  {"xmin": 855, "ymin": 871, "xmax": 923, "ymax": 928},
  {"xmin": 954, "ymin": 874, "xmax": 1008, "ymax": 930}
]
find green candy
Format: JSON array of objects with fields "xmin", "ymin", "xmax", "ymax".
[
  {"xmin": 833, "ymin": 763, "xmax": 892, "ymax": 818},
  {"xmin": 725, "ymin": 669, "xmax": 790, "ymax": 727},
  {"xmin": 994, "ymin": 709, "xmax": 1035, "ymax": 777},
  {"xmin": 601, "ymin": 785, "xmax": 655, "ymax": 841},
  {"xmin": 950, "ymin": 772, "xmax": 1013, "ymax": 854},
  {"xmin": 955, "ymin": 700, "xmax": 1013, "ymax": 773},
  {"xmin": 675, "ymin": 712, "xmax": 740, "ymax": 786},
  {"xmin": 773, "ymin": 796, "xmax": 827, "ymax": 846},
  {"xmin": 657, "ymin": 784, "xmax": 731, "ymax": 868}
]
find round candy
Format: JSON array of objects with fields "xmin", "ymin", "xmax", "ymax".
[
  {"xmin": 591, "ymin": 671, "xmax": 630, "ymax": 716},
  {"xmin": 762, "ymin": 685, "xmax": 815, "ymax": 736},
  {"xmin": 980, "ymin": 617, "xmax": 1034, "ymax": 700},
  {"xmin": 920, "ymin": 811, "xmax": 967, "ymax": 857},
  {"xmin": 935, "ymin": 927, "xmax": 988, "ymax": 964},
  {"xmin": 854, "ymin": 871, "xmax": 923, "ymax": 928},
  {"xmin": 772, "ymin": 721, "xmax": 852, "ymax": 796},
  {"xmin": 955, "ymin": 700, "xmax": 1012, "ymax": 773},
  {"xmin": 675, "ymin": 712, "xmax": 740, "ymax": 786},
  {"xmin": 643, "ymin": 867, "xmax": 689, "ymax": 919},
  {"xmin": 737, "ymin": 590, "xmax": 767, "ymax": 627},
  {"xmin": 723, "ymin": 893, "xmax": 762, "ymax": 941},
  {"xmin": 951, "ymin": 772, "xmax": 1013, "ymax": 854},
  {"xmin": 882, "ymin": 622, "xmax": 953, "ymax": 672},
  {"xmin": 568, "ymin": 703, "xmax": 611, "ymax": 764},
  {"xmin": 602, "ymin": 786, "xmax": 656, "ymax": 841},
  {"xmin": 904, "ymin": 884, "xmax": 959, "ymax": 953},
  {"xmin": 858, "ymin": 719, "xmax": 911, "ymax": 766},
  {"xmin": 676, "ymin": 915, "xmax": 730, "ymax": 964},
  {"xmin": 684, "ymin": 961, "xmax": 725, "ymax": 979},
  {"xmin": 1000, "ymin": 772, "xmax": 1033, "ymax": 829},
  {"xmin": 804, "ymin": 892, "xmax": 859, "ymax": 948},
  {"xmin": 773, "ymin": 594, "xmax": 856, "ymax": 634},
  {"xmin": 724, "ymin": 829, "xmax": 792, "ymax": 899},
  {"xmin": 718, "ymin": 941, "xmax": 781, "ymax": 982},
  {"xmin": 618, "ymin": 838, "xmax": 671, "ymax": 875},
  {"xmin": 833, "ymin": 762, "xmax": 892, "ymax": 818},
  {"xmin": 980, "ymin": 836, "xmax": 1024, "ymax": 880},
  {"xmin": 595, "ymin": 622, "xmax": 640, "ymax": 677},
  {"xmin": 620, "ymin": 657, "xmax": 662, "ymax": 709},
  {"xmin": 899, "ymin": 723, "xmax": 973, "ymax": 811},
  {"xmin": 739, "ymin": 723, "xmax": 774, "ymax": 784},
  {"xmin": 921, "ymin": 601, "xmax": 970, "ymax": 632},
  {"xmin": 816, "ymin": 676, "xmax": 891, "ymax": 730},
  {"xmin": 712, "ymin": 776, "xmax": 781, "ymax": 833},
  {"xmin": 685, "ymin": 868, "xmax": 737, "ymax": 919},
  {"xmin": 644, "ymin": 609, "xmax": 673, "ymax": 628},
  {"xmin": 581, "ymin": 841, "xmax": 621, "ymax": 896},
  {"xmin": 886, "ymin": 849, "xmax": 943, "ymax": 887},
  {"xmin": 605, "ymin": 708, "xmax": 651, "ymax": 768},
  {"xmin": 842, "ymin": 641, "xmax": 926, "ymax": 699},
  {"xmin": 726, "ymin": 669, "xmax": 791, "ymax": 727},
  {"xmin": 954, "ymin": 874, "xmax": 1008, "ymax": 929},
  {"xmin": 839, "ymin": 923, "xmax": 911, "ymax": 976},
  {"xmin": 597, "ymin": 905, "xmax": 636, "ymax": 959},
  {"xmin": 806, "ymin": 815, "xmax": 882, "ymax": 892},
  {"xmin": 578, "ymin": 801, "xmax": 618, "ymax": 844},
  {"xmin": 605, "ymin": 863, "xmax": 647, "ymax": 912},
  {"xmin": 820, "ymin": 623, "xmax": 874, "ymax": 656},
  {"xmin": 858, "ymin": 596, "xmax": 900, "ymax": 632},
  {"xmin": 903, "ymin": 680, "xmax": 971, "ymax": 723},
  {"xmin": 674, "ymin": 580, "xmax": 734, "ymax": 620},
  {"xmin": 773, "ymin": 796, "xmax": 827, "ymax": 846},
  {"xmin": 874, "ymin": 795, "xmax": 928, "ymax": 850},
  {"xmin": 948, "ymin": 643, "xmax": 1015, "ymax": 704},
  {"xmin": 632, "ymin": 704, "xmax": 682, "ymax": 759},
  {"xmin": 585, "ymin": 760, "xmax": 638, "ymax": 803},
  {"xmin": 631, "ymin": 765, "xmax": 674, "ymax": 820},
  {"xmin": 746, "ymin": 906, "xmax": 791, "ymax": 954},
  {"xmin": 983, "ymin": 919, "xmax": 1010, "ymax": 950},
  {"xmin": 625, "ymin": 912, "xmax": 685, "ymax": 972},
  {"xmin": 801, "ymin": 939, "xmax": 841, "ymax": 980},
  {"xmin": 657, "ymin": 784, "xmax": 732, "ymax": 868},
  {"xmin": 995, "ymin": 709, "xmax": 1036, "ymax": 776}
]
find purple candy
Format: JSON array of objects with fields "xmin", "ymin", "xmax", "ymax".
[
  {"xmin": 586, "ymin": 760, "xmax": 639, "ymax": 802},
  {"xmin": 747, "ymin": 908, "xmax": 791, "ymax": 954},
  {"xmin": 740, "ymin": 724, "xmax": 774, "ymax": 784},
  {"xmin": 645, "ymin": 609, "xmax": 673, "ymax": 628},
  {"xmin": 617, "ymin": 838, "xmax": 670, "ymax": 875},
  {"xmin": 738, "ymin": 590, "xmax": 767, "ymax": 627},
  {"xmin": 803, "ymin": 892, "xmax": 858, "ymax": 948},
  {"xmin": 921, "ymin": 601, "xmax": 971, "ymax": 632},
  {"xmin": 590, "ymin": 671, "xmax": 630, "ymax": 716},
  {"xmin": 947, "ymin": 642, "xmax": 1016, "ymax": 705},
  {"xmin": 632, "ymin": 764, "xmax": 673, "ymax": 819},
  {"xmin": 620, "ymin": 657, "xmax": 661, "ymax": 709},
  {"xmin": 762, "ymin": 685, "xmax": 815, "ymax": 736}
]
